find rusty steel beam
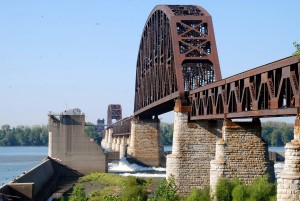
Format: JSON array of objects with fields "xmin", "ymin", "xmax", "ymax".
[
  {"xmin": 134, "ymin": 5, "xmax": 221, "ymax": 118},
  {"xmin": 111, "ymin": 116, "xmax": 132, "ymax": 136},
  {"xmin": 107, "ymin": 104, "xmax": 122, "ymax": 126},
  {"xmin": 190, "ymin": 56, "xmax": 300, "ymax": 120}
]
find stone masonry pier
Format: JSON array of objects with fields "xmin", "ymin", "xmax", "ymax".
[
  {"xmin": 127, "ymin": 117, "xmax": 165, "ymax": 167},
  {"xmin": 277, "ymin": 117, "xmax": 300, "ymax": 201},
  {"xmin": 166, "ymin": 100, "xmax": 222, "ymax": 195},
  {"xmin": 210, "ymin": 119, "xmax": 275, "ymax": 197}
]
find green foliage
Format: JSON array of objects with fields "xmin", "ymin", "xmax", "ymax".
[
  {"xmin": 293, "ymin": 41, "xmax": 300, "ymax": 58},
  {"xmin": 120, "ymin": 176, "xmax": 148, "ymax": 201},
  {"xmin": 103, "ymin": 195, "xmax": 120, "ymax": 201},
  {"xmin": 261, "ymin": 121, "xmax": 293, "ymax": 146},
  {"xmin": 232, "ymin": 184, "xmax": 248, "ymax": 201},
  {"xmin": 69, "ymin": 184, "xmax": 86, "ymax": 201},
  {"xmin": 149, "ymin": 175, "xmax": 179, "ymax": 201},
  {"xmin": 160, "ymin": 122, "xmax": 173, "ymax": 145},
  {"xmin": 247, "ymin": 175, "xmax": 276, "ymax": 201},
  {"xmin": 67, "ymin": 173, "xmax": 278, "ymax": 201},
  {"xmin": 0, "ymin": 124, "xmax": 48, "ymax": 146},
  {"xmin": 215, "ymin": 175, "xmax": 276, "ymax": 201},
  {"xmin": 184, "ymin": 186, "xmax": 210, "ymax": 201},
  {"xmin": 216, "ymin": 177, "xmax": 233, "ymax": 201},
  {"xmin": 85, "ymin": 123, "xmax": 99, "ymax": 139}
]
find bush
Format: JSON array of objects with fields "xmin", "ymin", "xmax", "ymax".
[
  {"xmin": 184, "ymin": 186, "xmax": 210, "ymax": 201},
  {"xmin": 149, "ymin": 175, "xmax": 179, "ymax": 201},
  {"xmin": 120, "ymin": 176, "xmax": 148, "ymax": 201},
  {"xmin": 247, "ymin": 175, "xmax": 276, "ymax": 201},
  {"xmin": 215, "ymin": 175, "xmax": 276, "ymax": 201},
  {"xmin": 69, "ymin": 184, "xmax": 86, "ymax": 201},
  {"xmin": 232, "ymin": 184, "xmax": 248, "ymax": 201},
  {"xmin": 216, "ymin": 177, "xmax": 233, "ymax": 201}
]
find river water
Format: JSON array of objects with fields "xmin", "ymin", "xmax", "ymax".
[
  {"xmin": 0, "ymin": 146, "xmax": 285, "ymax": 186},
  {"xmin": 0, "ymin": 146, "xmax": 48, "ymax": 186}
]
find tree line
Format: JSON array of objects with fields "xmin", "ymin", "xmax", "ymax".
[
  {"xmin": 0, "ymin": 123, "xmax": 101, "ymax": 146},
  {"xmin": 0, "ymin": 121, "xmax": 294, "ymax": 146},
  {"xmin": 161, "ymin": 121, "xmax": 294, "ymax": 147},
  {"xmin": 0, "ymin": 125, "xmax": 48, "ymax": 146}
]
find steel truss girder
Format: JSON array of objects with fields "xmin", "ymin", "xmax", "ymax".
[{"xmin": 190, "ymin": 56, "xmax": 300, "ymax": 120}]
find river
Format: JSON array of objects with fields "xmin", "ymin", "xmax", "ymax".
[
  {"xmin": 0, "ymin": 146, "xmax": 48, "ymax": 185},
  {"xmin": 0, "ymin": 146, "xmax": 285, "ymax": 186}
]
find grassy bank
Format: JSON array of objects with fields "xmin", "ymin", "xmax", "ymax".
[{"xmin": 56, "ymin": 173, "xmax": 276, "ymax": 201}]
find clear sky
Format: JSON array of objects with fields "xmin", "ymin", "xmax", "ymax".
[{"xmin": 0, "ymin": 0, "xmax": 300, "ymax": 126}]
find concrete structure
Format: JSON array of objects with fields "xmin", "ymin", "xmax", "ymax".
[
  {"xmin": 166, "ymin": 100, "xmax": 222, "ymax": 195},
  {"xmin": 107, "ymin": 128, "xmax": 113, "ymax": 151},
  {"xmin": 277, "ymin": 117, "xmax": 300, "ymax": 201},
  {"xmin": 127, "ymin": 117, "xmax": 165, "ymax": 167},
  {"xmin": 0, "ymin": 158, "xmax": 82, "ymax": 201},
  {"xmin": 210, "ymin": 119, "xmax": 275, "ymax": 198},
  {"xmin": 48, "ymin": 109, "xmax": 107, "ymax": 175},
  {"xmin": 119, "ymin": 136, "xmax": 127, "ymax": 159}
]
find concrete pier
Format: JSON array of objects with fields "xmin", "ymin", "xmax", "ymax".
[
  {"xmin": 48, "ymin": 109, "xmax": 107, "ymax": 175},
  {"xmin": 119, "ymin": 136, "xmax": 127, "ymax": 159}
]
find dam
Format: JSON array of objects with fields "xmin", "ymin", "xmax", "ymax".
[{"xmin": 0, "ymin": 109, "xmax": 107, "ymax": 201}]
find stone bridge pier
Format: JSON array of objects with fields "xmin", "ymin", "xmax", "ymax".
[
  {"xmin": 277, "ymin": 116, "xmax": 300, "ymax": 201},
  {"xmin": 127, "ymin": 117, "xmax": 165, "ymax": 167},
  {"xmin": 166, "ymin": 100, "xmax": 274, "ymax": 195},
  {"xmin": 166, "ymin": 100, "xmax": 222, "ymax": 195},
  {"xmin": 210, "ymin": 119, "xmax": 274, "ymax": 197}
]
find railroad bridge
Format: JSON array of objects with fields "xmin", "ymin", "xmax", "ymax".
[{"xmin": 101, "ymin": 5, "xmax": 300, "ymax": 200}]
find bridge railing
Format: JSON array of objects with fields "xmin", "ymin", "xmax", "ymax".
[
  {"xmin": 190, "ymin": 56, "xmax": 300, "ymax": 120},
  {"xmin": 111, "ymin": 116, "xmax": 132, "ymax": 135}
]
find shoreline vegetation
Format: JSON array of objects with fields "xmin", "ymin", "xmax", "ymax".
[
  {"xmin": 0, "ymin": 121, "xmax": 294, "ymax": 147},
  {"xmin": 56, "ymin": 173, "xmax": 276, "ymax": 201}
]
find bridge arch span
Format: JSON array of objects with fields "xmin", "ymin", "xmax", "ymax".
[{"xmin": 134, "ymin": 5, "xmax": 221, "ymax": 118}]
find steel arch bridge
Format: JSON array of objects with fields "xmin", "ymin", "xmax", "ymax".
[
  {"xmin": 133, "ymin": 5, "xmax": 300, "ymax": 121},
  {"xmin": 134, "ymin": 5, "xmax": 221, "ymax": 119}
]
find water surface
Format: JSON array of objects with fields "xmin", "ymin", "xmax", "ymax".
[{"xmin": 0, "ymin": 146, "xmax": 47, "ymax": 185}]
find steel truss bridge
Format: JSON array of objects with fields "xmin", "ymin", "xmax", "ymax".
[{"xmin": 111, "ymin": 5, "xmax": 300, "ymax": 134}]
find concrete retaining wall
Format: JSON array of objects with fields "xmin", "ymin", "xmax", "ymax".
[
  {"xmin": 0, "ymin": 158, "xmax": 83, "ymax": 201},
  {"xmin": 48, "ymin": 114, "xmax": 107, "ymax": 174}
]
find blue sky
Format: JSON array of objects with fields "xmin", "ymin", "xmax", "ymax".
[{"xmin": 0, "ymin": 1, "xmax": 299, "ymax": 126}]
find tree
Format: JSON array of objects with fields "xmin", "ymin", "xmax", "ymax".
[
  {"xmin": 271, "ymin": 130, "xmax": 283, "ymax": 146},
  {"xmin": 0, "ymin": 124, "xmax": 48, "ymax": 146},
  {"xmin": 160, "ymin": 122, "xmax": 173, "ymax": 145},
  {"xmin": 293, "ymin": 41, "xmax": 300, "ymax": 58}
]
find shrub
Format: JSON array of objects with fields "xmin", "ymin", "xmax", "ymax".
[
  {"xmin": 104, "ymin": 194, "xmax": 121, "ymax": 201},
  {"xmin": 232, "ymin": 184, "xmax": 248, "ymax": 201},
  {"xmin": 184, "ymin": 186, "xmax": 210, "ymax": 201},
  {"xmin": 69, "ymin": 184, "xmax": 86, "ymax": 201},
  {"xmin": 216, "ymin": 177, "xmax": 233, "ymax": 201},
  {"xmin": 120, "ymin": 176, "xmax": 148, "ymax": 201},
  {"xmin": 247, "ymin": 175, "xmax": 276, "ymax": 201},
  {"xmin": 149, "ymin": 175, "xmax": 180, "ymax": 201}
]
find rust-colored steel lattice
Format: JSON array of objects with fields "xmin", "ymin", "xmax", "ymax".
[
  {"xmin": 190, "ymin": 56, "xmax": 300, "ymax": 120},
  {"xmin": 107, "ymin": 104, "xmax": 122, "ymax": 126},
  {"xmin": 111, "ymin": 117, "xmax": 132, "ymax": 136},
  {"xmin": 134, "ymin": 5, "xmax": 221, "ymax": 118}
]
